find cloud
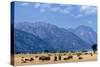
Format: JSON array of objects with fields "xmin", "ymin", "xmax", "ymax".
[
  {"xmin": 33, "ymin": 3, "xmax": 97, "ymax": 17},
  {"xmin": 62, "ymin": 8, "xmax": 71, "ymax": 14},
  {"xmin": 34, "ymin": 3, "xmax": 52, "ymax": 13},
  {"xmin": 41, "ymin": 3, "xmax": 51, "ymax": 8},
  {"xmin": 33, "ymin": 3, "xmax": 70, "ymax": 14},
  {"xmin": 79, "ymin": 6, "xmax": 97, "ymax": 16},
  {"xmin": 21, "ymin": 3, "xmax": 29, "ymax": 6},
  {"xmin": 34, "ymin": 3, "xmax": 52, "ymax": 9},
  {"xmin": 50, "ymin": 7, "xmax": 62, "ymax": 12},
  {"xmin": 71, "ymin": 6, "xmax": 97, "ymax": 18},
  {"xmin": 49, "ymin": 7, "xmax": 70, "ymax": 14},
  {"xmin": 34, "ymin": 3, "xmax": 41, "ymax": 8}
]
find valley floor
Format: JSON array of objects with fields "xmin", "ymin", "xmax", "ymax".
[{"xmin": 11, "ymin": 52, "xmax": 97, "ymax": 66}]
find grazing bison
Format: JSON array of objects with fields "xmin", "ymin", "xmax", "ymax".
[
  {"xmin": 78, "ymin": 57, "xmax": 83, "ymax": 60},
  {"xmin": 30, "ymin": 57, "xmax": 34, "ymax": 61},
  {"xmin": 67, "ymin": 55, "xmax": 73, "ymax": 59},
  {"xmin": 21, "ymin": 57, "xmax": 26, "ymax": 63},
  {"xmin": 35, "ymin": 56, "xmax": 38, "ymax": 58},
  {"xmin": 39, "ymin": 56, "xmax": 50, "ymax": 61},
  {"xmin": 63, "ymin": 55, "xmax": 73, "ymax": 60},
  {"xmin": 90, "ymin": 53, "xmax": 93, "ymax": 56},
  {"xmin": 21, "ymin": 57, "xmax": 34, "ymax": 63},
  {"xmin": 63, "ymin": 58, "xmax": 69, "ymax": 60}
]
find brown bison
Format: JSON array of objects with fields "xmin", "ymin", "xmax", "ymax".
[
  {"xmin": 39, "ymin": 56, "xmax": 50, "ymax": 61},
  {"xmin": 78, "ymin": 56, "xmax": 83, "ymax": 60},
  {"xmin": 21, "ymin": 57, "xmax": 34, "ymax": 63},
  {"xmin": 63, "ymin": 55, "xmax": 73, "ymax": 60}
]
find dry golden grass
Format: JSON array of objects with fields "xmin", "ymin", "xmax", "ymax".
[{"xmin": 12, "ymin": 53, "xmax": 97, "ymax": 66}]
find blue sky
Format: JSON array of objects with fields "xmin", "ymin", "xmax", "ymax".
[{"xmin": 13, "ymin": 1, "xmax": 97, "ymax": 32}]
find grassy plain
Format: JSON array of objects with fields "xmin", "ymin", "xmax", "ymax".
[{"xmin": 11, "ymin": 52, "xmax": 97, "ymax": 66}]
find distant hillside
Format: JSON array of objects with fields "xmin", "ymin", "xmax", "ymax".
[
  {"xmin": 14, "ymin": 22, "xmax": 91, "ymax": 53},
  {"xmin": 14, "ymin": 29, "xmax": 56, "ymax": 53},
  {"xmin": 68, "ymin": 25, "xmax": 97, "ymax": 45}
]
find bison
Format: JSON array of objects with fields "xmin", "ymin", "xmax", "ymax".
[
  {"xmin": 78, "ymin": 56, "xmax": 83, "ymax": 60},
  {"xmin": 63, "ymin": 55, "xmax": 73, "ymax": 60},
  {"xmin": 21, "ymin": 57, "xmax": 34, "ymax": 63},
  {"xmin": 39, "ymin": 56, "xmax": 50, "ymax": 61}
]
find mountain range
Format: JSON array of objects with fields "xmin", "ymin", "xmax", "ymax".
[
  {"xmin": 68, "ymin": 25, "xmax": 97, "ymax": 45},
  {"xmin": 13, "ymin": 22, "xmax": 97, "ymax": 53}
]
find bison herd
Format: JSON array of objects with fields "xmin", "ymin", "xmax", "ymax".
[{"xmin": 20, "ymin": 53, "xmax": 93, "ymax": 63}]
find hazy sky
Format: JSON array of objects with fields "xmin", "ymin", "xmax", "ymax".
[{"xmin": 13, "ymin": 1, "xmax": 97, "ymax": 32}]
